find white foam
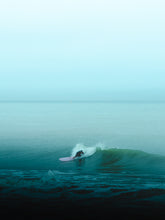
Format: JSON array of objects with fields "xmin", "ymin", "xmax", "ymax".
[{"xmin": 71, "ymin": 143, "xmax": 96, "ymax": 158}]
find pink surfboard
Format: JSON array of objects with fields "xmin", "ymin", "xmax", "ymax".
[{"xmin": 59, "ymin": 157, "xmax": 74, "ymax": 162}]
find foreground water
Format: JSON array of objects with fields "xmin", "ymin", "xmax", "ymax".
[{"xmin": 0, "ymin": 102, "xmax": 165, "ymax": 219}]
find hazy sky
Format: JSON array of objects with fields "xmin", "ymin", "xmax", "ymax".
[{"xmin": 0, "ymin": 0, "xmax": 165, "ymax": 101}]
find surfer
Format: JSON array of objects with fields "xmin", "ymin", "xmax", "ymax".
[
  {"xmin": 73, "ymin": 150, "xmax": 85, "ymax": 166},
  {"xmin": 73, "ymin": 150, "xmax": 84, "ymax": 159}
]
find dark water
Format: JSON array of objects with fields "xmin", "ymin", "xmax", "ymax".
[{"xmin": 0, "ymin": 102, "xmax": 165, "ymax": 219}]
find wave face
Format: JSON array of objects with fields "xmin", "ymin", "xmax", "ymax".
[
  {"xmin": 69, "ymin": 144, "xmax": 165, "ymax": 174},
  {"xmin": 98, "ymin": 148, "xmax": 165, "ymax": 174}
]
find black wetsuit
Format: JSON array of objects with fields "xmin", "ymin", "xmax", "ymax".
[{"xmin": 75, "ymin": 150, "xmax": 84, "ymax": 157}]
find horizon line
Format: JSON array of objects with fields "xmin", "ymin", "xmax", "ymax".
[{"xmin": 0, "ymin": 100, "xmax": 165, "ymax": 103}]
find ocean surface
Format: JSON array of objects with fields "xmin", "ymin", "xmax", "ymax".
[{"xmin": 0, "ymin": 101, "xmax": 165, "ymax": 219}]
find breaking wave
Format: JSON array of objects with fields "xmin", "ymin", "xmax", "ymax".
[{"xmin": 70, "ymin": 144, "xmax": 165, "ymax": 174}]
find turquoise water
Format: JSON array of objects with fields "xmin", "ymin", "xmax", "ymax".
[{"xmin": 0, "ymin": 102, "xmax": 165, "ymax": 218}]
